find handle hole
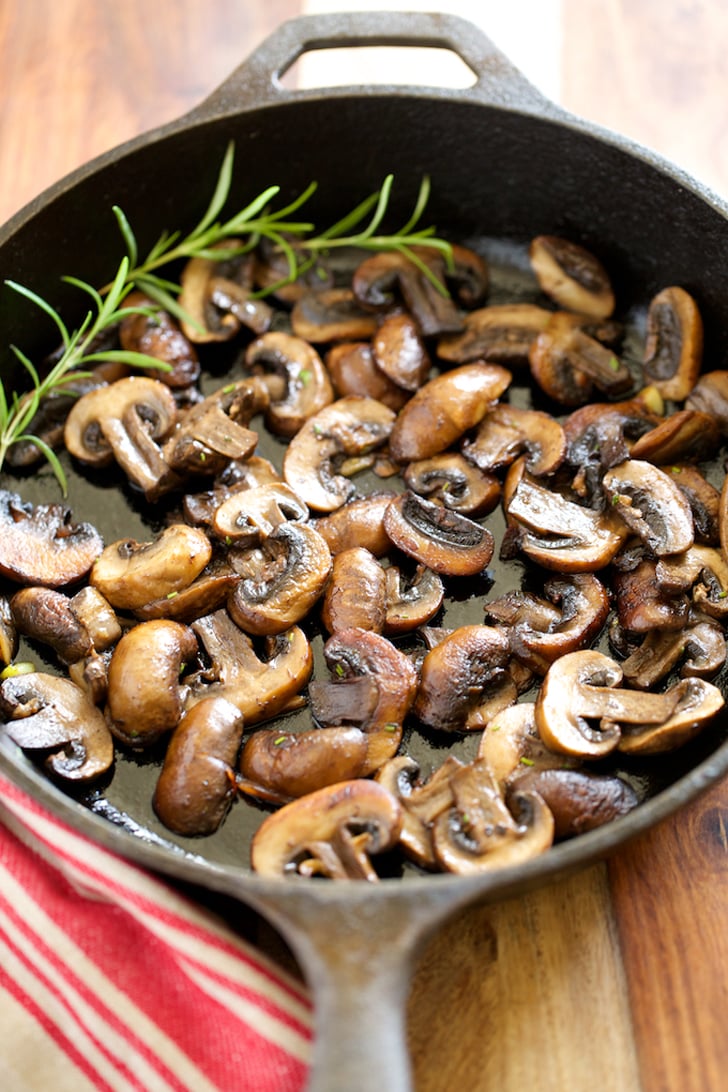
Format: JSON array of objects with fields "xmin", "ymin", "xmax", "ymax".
[{"xmin": 279, "ymin": 45, "xmax": 478, "ymax": 91}]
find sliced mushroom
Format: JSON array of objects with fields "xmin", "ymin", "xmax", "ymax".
[
  {"xmin": 90, "ymin": 524, "xmax": 212, "ymax": 611},
  {"xmin": 437, "ymin": 303, "xmax": 553, "ymax": 365},
  {"xmin": 119, "ymin": 291, "xmax": 200, "ymax": 389},
  {"xmin": 239, "ymin": 725, "xmax": 369, "ymax": 803},
  {"xmin": 617, "ymin": 677, "xmax": 724, "ymax": 754},
  {"xmin": 603, "ymin": 459, "xmax": 695, "ymax": 556},
  {"xmin": 478, "ymin": 702, "xmax": 578, "ymax": 794},
  {"xmin": 227, "ymin": 522, "xmax": 332, "ymax": 635},
  {"xmin": 642, "ymin": 286, "xmax": 703, "ymax": 400},
  {"xmin": 686, "ymin": 370, "xmax": 728, "ymax": 434},
  {"xmin": 403, "ymin": 453, "xmax": 500, "ymax": 517},
  {"xmin": 612, "ymin": 558, "xmax": 691, "ymax": 633},
  {"xmin": 106, "ymin": 619, "xmax": 198, "ymax": 747},
  {"xmin": 0, "ymin": 672, "xmax": 113, "ymax": 781},
  {"xmin": 250, "ymin": 779, "xmax": 403, "ymax": 880},
  {"xmin": 0, "ymin": 490, "xmax": 104, "ymax": 588},
  {"xmin": 186, "ymin": 610, "xmax": 313, "ymax": 726},
  {"xmin": 64, "ymin": 376, "xmax": 180, "ymax": 500},
  {"xmin": 375, "ymin": 754, "xmax": 463, "ymax": 869},
  {"xmin": 529, "ymin": 313, "xmax": 631, "ymax": 406},
  {"xmin": 462, "ymin": 403, "xmax": 566, "ymax": 478},
  {"xmin": 620, "ymin": 616, "xmax": 726, "ymax": 688},
  {"xmin": 431, "ymin": 757, "xmax": 554, "ymax": 875},
  {"xmin": 384, "ymin": 563, "xmax": 444, "ymax": 635},
  {"xmin": 10, "ymin": 587, "xmax": 94, "ymax": 664},
  {"xmin": 413, "ymin": 625, "xmax": 512, "ymax": 732},
  {"xmin": 628, "ymin": 409, "xmax": 720, "ymax": 465},
  {"xmin": 388, "ymin": 363, "xmax": 512, "ymax": 463},
  {"xmin": 291, "ymin": 288, "xmax": 380, "ymax": 342},
  {"xmin": 244, "ymin": 331, "xmax": 334, "ymax": 438},
  {"xmin": 0, "ymin": 598, "xmax": 18, "ymax": 667},
  {"xmin": 325, "ymin": 341, "xmax": 411, "ymax": 410},
  {"xmin": 283, "ymin": 396, "xmax": 395, "ymax": 512},
  {"xmin": 661, "ymin": 466, "xmax": 720, "ymax": 546},
  {"xmin": 371, "ymin": 312, "xmax": 431, "ymax": 391},
  {"xmin": 212, "ymin": 482, "xmax": 308, "ymax": 546},
  {"xmin": 320, "ymin": 547, "xmax": 387, "ymax": 634},
  {"xmin": 384, "ymin": 491, "xmax": 494, "ymax": 577},
  {"xmin": 311, "ymin": 492, "xmax": 397, "ymax": 556},
  {"xmin": 162, "ymin": 378, "xmax": 268, "ymax": 476},
  {"xmin": 152, "ymin": 696, "xmax": 244, "ymax": 836},
  {"xmin": 132, "ymin": 560, "xmax": 239, "ymax": 625},
  {"xmin": 508, "ymin": 768, "xmax": 638, "ymax": 839},
  {"xmin": 351, "ymin": 250, "xmax": 464, "ymax": 337},
  {"xmin": 178, "ymin": 242, "xmax": 272, "ymax": 342},
  {"xmin": 529, "ymin": 235, "xmax": 615, "ymax": 318}
]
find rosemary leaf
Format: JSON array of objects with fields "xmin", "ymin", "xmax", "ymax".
[
  {"xmin": 112, "ymin": 204, "xmax": 139, "ymax": 268},
  {"xmin": 5, "ymin": 280, "xmax": 70, "ymax": 348}
]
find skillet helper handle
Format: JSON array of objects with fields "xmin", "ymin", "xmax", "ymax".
[{"xmin": 188, "ymin": 10, "xmax": 555, "ymax": 118}]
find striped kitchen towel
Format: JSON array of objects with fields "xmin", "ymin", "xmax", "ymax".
[{"xmin": 0, "ymin": 772, "xmax": 311, "ymax": 1091}]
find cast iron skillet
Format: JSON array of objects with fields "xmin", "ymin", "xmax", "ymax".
[{"xmin": 2, "ymin": 12, "xmax": 728, "ymax": 1090}]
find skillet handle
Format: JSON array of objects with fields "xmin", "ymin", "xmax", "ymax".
[{"xmin": 187, "ymin": 11, "xmax": 555, "ymax": 119}]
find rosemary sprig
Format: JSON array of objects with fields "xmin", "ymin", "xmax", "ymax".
[{"xmin": 0, "ymin": 141, "xmax": 452, "ymax": 492}]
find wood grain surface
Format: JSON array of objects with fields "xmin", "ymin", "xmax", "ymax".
[{"xmin": 2, "ymin": 4, "xmax": 728, "ymax": 1091}]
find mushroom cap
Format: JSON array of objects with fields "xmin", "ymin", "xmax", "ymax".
[
  {"xmin": 239, "ymin": 725, "xmax": 369, "ymax": 802},
  {"xmin": 617, "ymin": 677, "xmax": 724, "ymax": 755},
  {"xmin": 414, "ymin": 625, "xmax": 512, "ymax": 733},
  {"xmin": 462, "ymin": 403, "xmax": 567, "ymax": 478},
  {"xmin": 0, "ymin": 490, "xmax": 103, "ymax": 588},
  {"xmin": 603, "ymin": 459, "xmax": 695, "ymax": 556},
  {"xmin": 384, "ymin": 491, "xmax": 494, "ymax": 577},
  {"xmin": 534, "ymin": 649, "xmax": 625, "ymax": 759},
  {"xmin": 437, "ymin": 303, "xmax": 553, "ymax": 366},
  {"xmin": 403, "ymin": 452, "xmax": 501, "ymax": 518},
  {"xmin": 528, "ymin": 235, "xmax": 615, "ymax": 318},
  {"xmin": 90, "ymin": 523, "xmax": 212, "ymax": 611},
  {"xmin": 244, "ymin": 331, "xmax": 334, "ymax": 439},
  {"xmin": 509, "ymin": 767, "xmax": 639, "ymax": 839},
  {"xmin": 320, "ymin": 547, "xmax": 387, "ymax": 635},
  {"xmin": 643, "ymin": 285, "xmax": 703, "ymax": 401}
]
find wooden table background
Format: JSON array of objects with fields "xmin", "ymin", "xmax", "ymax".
[{"xmin": 1, "ymin": 2, "xmax": 728, "ymax": 1090}]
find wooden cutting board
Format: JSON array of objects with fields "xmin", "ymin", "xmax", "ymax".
[{"xmin": 1, "ymin": 3, "xmax": 727, "ymax": 1089}]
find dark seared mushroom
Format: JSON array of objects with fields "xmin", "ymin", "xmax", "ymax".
[
  {"xmin": 562, "ymin": 393, "xmax": 663, "ymax": 501},
  {"xmin": 0, "ymin": 598, "xmax": 18, "ymax": 667},
  {"xmin": 686, "ymin": 370, "xmax": 728, "ymax": 434},
  {"xmin": 239, "ymin": 725, "xmax": 369, "ymax": 804},
  {"xmin": 485, "ymin": 573, "xmax": 610, "ymax": 674},
  {"xmin": 603, "ymin": 459, "xmax": 695, "ymax": 556},
  {"xmin": 462, "ymin": 403, "xmax": 566, "ymax": 478},
  {"xmin": 250, "ymin": 779, "xmax": 403, "ymax": 880},
  {"xmin": 11, "ymin": 587, "xmax": 100, "ymax": 665},
  {"xmin": 508, "ymin": 768, "xmax": 638, "ymax": 839},
  {"xmin": 371, "ymin": 312, "xmax": 431, "ymax": 391},
  {"xmin": 384, "ymin": 491, "xmax": 494, "ymax": 577},
  {"xmin": 413, "ymin": 624, "xmax": 512, "ymax": 732},
  {"xmin": 431, "ymin": 757, "xmax": 554, "ymax": 874},
  {"xmin": 529, "ymin": 313, "xmax": 632, "ymax": 406},
  {"xmin": 656, "ymin": 545, "xmax": 728, "ymax": 620},
  {"xmin": 383, "ymin": 563, "xmax": 444, "ymax": 635},
  {"xmin": 119, "ymin": 291, "xmax": 200, "ymax": 390},
  {"xmin": 182, "ymin": 455, "xmax": 283, "ymax": 529},
  {"xmin": 64, "ymin": 376, "xmax": 180, "ymax": 500},
  {"xmin": 437, "ymin": 303, "xmax": 553, "ymax": 365},
  {"xmin": 178, "ymin": 242, "xmax": 272, "ymax": 342},
  {"xmin": 90, "ymin": 524, "xmax": 212, "ymax": 611},
  {"xmin": 0, "ymin": 672, "xmax": 114, "ymax": 781},
  {"xmin": 106, "ymin": 619, "xmax": 198, "ymax": 747},
  {"xmin": 351, "ymin": 250, "xmax": 464, "ymax": 337},
  {"xmin": 186, "ymin": 610, "xmax": 313, "ymax": 726},
  {"xmin": 403, "ymin": 453, "xmax": 500, "ymax": 517},
  {"xmin": 627, "ymin": 409, "xmax": 721, "ymax": 466},
  {"xmin": 227, "ymin": 522, "xmax": 332, "ymax": 635},
  {"xmin": 162, "ymin": 377, "xmax": 269, "ymax": 476},
  {"xmin": 132, "ymin": 561, "xmax": 239, "ymax": 625},
  {"xmin": 291, "ymin": 288, "xmax": 379, "ymax": 342},
  {"xmin": 320, "ymin": 547, "xmax": 387, "ymax": 635},
  {"xmin": 375, "ymin": 754, "xmax": 463, "ymax": 870},
  {"xmin": 325, "ymin": 342, "xmax": 411, "ymax": 411},
  {"xmin": 243, "ymin": 331, "xmax": 334, "ymax": 438},
  {"xmin": 528, "ymin": 235, "xmax": 615, "ymax": 318},
  {"xmin": 619, "ymin": 616, "xmax": 726, "ymax": 689},
  {"xmin": 311, "ymin": 492, "xmax": 397, "ymax": 556},
  {"xmin": 152, "ymin": 696, "xmax": 244, "ymax": 835},
  {"xmin": 660, "ymin": 466, "xmax": 720, "ymax": 545},
  {"xmin": 282, "ymin": 396, "xmax": 395, "ymax": 512},
  {"xmin": 642, "ymin": 286, "xmax": 703, "ymax": 400},
  {"xmin": 388, "ymin": 362, "xmax": 512, "ymax": 463},
  {"xmin": 0, "ymin": 490, "xmax": 104, "ymax": 588},
  {"xmin": 503, "ymin": 460, "xmax": 627, "ymax": 572},
  {"xmin": 212, "ymin": 482, "xmax": 308, "ymax": 546},
  {"xmin": 612, "ymin": 558, "xmax": 691, "ymax": 633}
]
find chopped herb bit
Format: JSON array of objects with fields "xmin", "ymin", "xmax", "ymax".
[
  {"xmin": 519, "ymin": 757, "xmax": 535, "ymax": 766},
  {"xmin": 273, "ymin": 736, "xmax": 287, "ymax": 746},
  {"xmin": 0, "ymin": 661, "xmax": 36, "ymax": 679},
  {"xmin": 611, "ymin": 493, "xmax": 621, "ymax": 505},
  {"xmin": 299, "ymin": 368, "xmax": 311, "ymax": 386},
  {"xmin": 199, "ymin": 451, "xmax": 206, "ymax": 462},
  {"xmin": 221, "ymin": 383, "xmax": 236, "ymax": 394},
  {"xmin": 334, "ymin": 663, "xmax": 345, "ymax": 677},
  {"xmin": 166, "ymin": 591, "xmax": 178, "ymax": 599},
  {"xmin": 609, "ymin": 356, "xmax": 620, "ymax": 372},
  {"xmin": 384, "ymin": 723, "xmax": 398, "ymax": 733},
  {"xmin": 671, "ymin": 466, "xmax": 682, "ymax": 473}
]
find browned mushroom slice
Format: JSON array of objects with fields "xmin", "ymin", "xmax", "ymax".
[
  {"xmin": 227, "ymin": 523, "xmax": 332, "ymax": 636},
  {"xmin": 628, "ymin": 409, "xmax": 721, "ymax": 466},
  {"xmin": 478, "ymin": 702, "xmax": 579, "ymax": 794},
  {"xmin": 431, "ymin": 757, "xmax": 554, "ymax": 875},
  {"xmin": 603, "ymin": 459, "xmax": 694, "ymax": 556},
  {"xmin": 0, "ymin": 490, "xmax": 104, "ymax": 588},
  {"xmin": 212, "ymin": 483, "xmax": 308, "ymax": 546},
  {"xmin": 485, "ymin": 573, "xmax": 610, "ymax": 675},
  {"xmin": 132, "ymin": 561, "xmax": 239, "ymax": 624},
  {"xmin": 660, "ymin": 466, "xmax": 720, "ymax": 546},
  {"xmin": 351, "ymin": 250, "xmax": 463, "ymax": 337},
  {"xmin": 163, "ymin": 377, "xmax": 269, "ymax": 476},
  {"xmin": 68, "ymin": 650, "xmax": 113, "ymax": 707},
  {"xmin": 685, "ymin": 369, "xmax": 728, "ymax": 434},
  {"xmin": 311, "ymin": 492, "xmax": 397, "ymax": 556},
  {"xmin": 183, "ymin": 456, "xmax": 283, "ymax": 529},
  {"xmin": 642, "ymin": 286, "xmax": 703, "ymax": 400},
  {"xmin": 403, "ymin": 453, "xmax": 500, "ymax": 517},
  {"xmin": 250, "ymin": 779, "xmax": 403, "ymax": 880},
  {"xmin": 119, "ymin": 291, "xmax": 200, "ymax": 389},
  {"xmin": 11, "ymin": 587, "xmax": 94, "ymax": 665},
  {"xmin": 462, "ymin": 404, "xmax": 566, "ymax": 477},
  {"xmin": 508, "ymin": 768, "xmax": 638, "ymax": 839},
  {"xmin": 153, "ymin": 696, "xmax": 244, "ymax": 836},
  {"xmin": 243, "ymin": 331, "xmax": 334, "ymax": 438},
  {"xmin": 612, "ymin": 558, "xmax": 691, "ymax": 633},
  {"xmin": 106, "ymin": 619, "xmax": 198, "ymax": 747},
  {"xmin": 503, "ymin": 461, "xmax": 627, "ymax": 572},
  {"xmin": 659, "ymin": 546, "xmax": 728, "ymax": 623},
  {"xmin": 384, "ymin": 492, "xmax": 494, "ymax": 577},
  {"xmin": 620, "ymin": 616, "xmax": 726, "ymax": 689},
  {"xmin": 534, "ymin": 649, "xmax": 699, "ymax": 759},
  {"xmin": 239, "ymin": 725, "xmax": 369, "ymax": 804},
  {"xmin": 291, "ymin": 288, "xmax": 379, "ymax": 342},
  {"xmin": 283, "ymin": 396, "xmax": 395, "ymax": 512},
  {"xmin": 320, "ymin": 547, "xmax": 387, "ymax": 635},
  {"xmin": 384, "ymin": 563, "xmax": 444, "ymax": 635},
  {"xmin": 388, "ymin": 362, "xmax": 512, "ymax": 463},
  {"xmin": 64, "ymin": 376, "xmax": 180, "ymax": 500},
  {"xmin": 325, "ymin": 341, "xmax": 411, "ymax": 411},
  {"xmin": 90, "ymin": 524, "xmax": 212, "ymax": 611},
  {"xmin": 311, "ymin": 628, "xmax": 419, "ymax": 775},
  {"xmin": 0, "ymin": 672, "xmax": 114, "ymax": 782},
  {"xmin": 178, "ymin": 242, "xmax": 272, "ymax": 342},
  {"xmin": 529, "ymin": 235, "xmax": 615, "ymax": 318},
  {"xmin": 186, "ymin": 611, "xmax": 313, "ymax": 726},
  {"xmin": 414, "ymin": 624, "xmax": 511, "ymax": 733},
  {"xmin": 0, "ymin": 598, "xmax": 18, "ymax": 667},
  {"xmin": 529, "ymin": 313, "xmax": 631, "ymax": 406},
  {"xmin": 371, "ymin": 312, "xmax": 431, "ymax": 391},
  {"xmin": 375, "ymin": 754, "xmax": 463, "ymax": 869},
  {"xmin": 617, "ymin": 677, "xmax": 724, "ymax": 754},
  {"xmin": 437, "ymin": 304, "xmax": 553, "ymax": 365}
]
